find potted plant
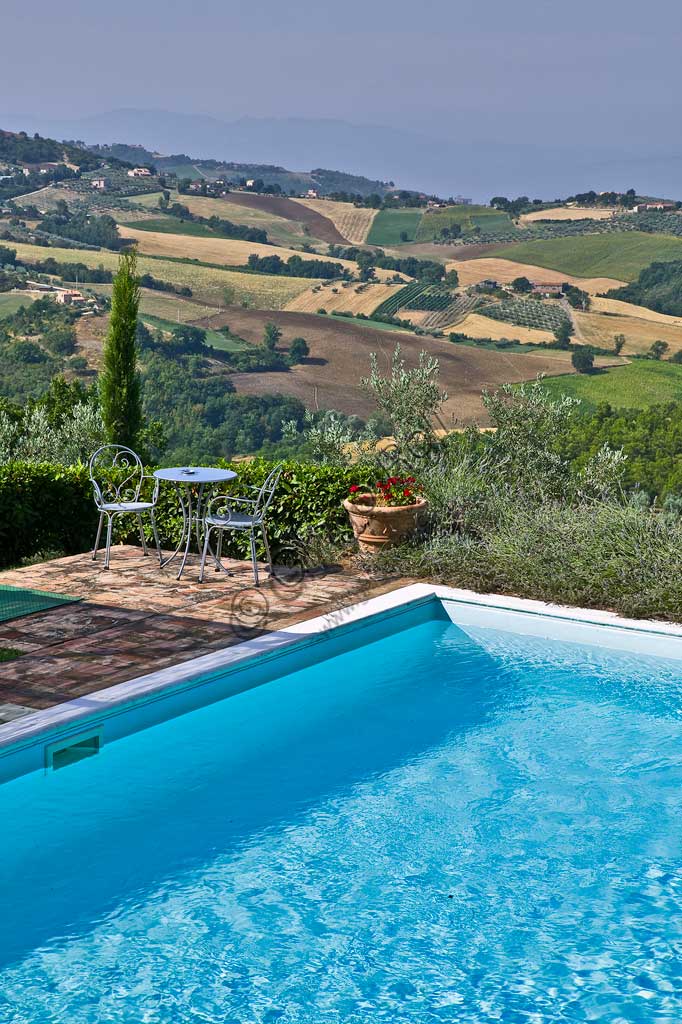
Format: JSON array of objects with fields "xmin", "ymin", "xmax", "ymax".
[{"xmin": 343, "ymin": 476, "xmax": 428, "ymax": 553}]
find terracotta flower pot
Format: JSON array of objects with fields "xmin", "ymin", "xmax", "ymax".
[{"xmin": 343, "ymin": 494, "xmax": 428, "ymax": 553}]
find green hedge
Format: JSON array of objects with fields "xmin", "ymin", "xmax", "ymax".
[{"xmin": 0, "ymin": 459, "xmax": 374, "ymax": 569}]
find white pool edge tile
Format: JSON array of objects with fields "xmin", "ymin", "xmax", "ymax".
[{"xmin": 2, "ymin": 582, "xmax": 682, "ymax": 762}]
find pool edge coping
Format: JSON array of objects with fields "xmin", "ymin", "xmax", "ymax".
[{"xmin": 3, "ymin": 582, "xmax": 682, "ymax": 758}]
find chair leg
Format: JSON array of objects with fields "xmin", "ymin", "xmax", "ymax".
[
  {"xmin": 250, "ymin": 529, "xmax": 259, "ymax": 587},
  {"xmin": 137, "ymin": 514, "xmax": 148, "ymax": 556},
  {"xmin": 215, "ymin": 530, "xmax": 223, "ymax": 572},
  {"xmin": 261, "ymin": 523, "xmax": 273, "ymax": 579},
  {"xmin": 199, "ymin": 526, "xmax": 212, "ymax": 583},
  {"xmin": 92, "ymin": 512, "xmax": 104, "ymax": 561},
  {"xmin": 150, "ymin": 509, "xmax": 162, "ymax": 565},
  {"xmin": 104, "ymin": 515, "xmax": 114, "ymax": 570}
]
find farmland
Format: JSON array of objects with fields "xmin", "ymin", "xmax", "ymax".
[
  {"xmin": 492, "ymin": 232, "xmax": 682, "ymax": 282},
  {"xmin": 193, "ymin": 306, "xmax": 586, "ymax": 424},
  {"xmin": 0, "ymin": 293, "xmax": 35, "ymax": 319},
  {"xmin": 446, "ymin": 256, "xmax": 625, "ymax": 294},
  {"xmin": 292, "ymin": 198, "xmax": 377, "ymax": 244},
  {"xmin": 116, "ymin": 225, "xmax": 359, "ymax": 273},
  {"xmin": 8, "ymin": 241, "xmax": 315, "ymax": 309},
  {"xmin": 540, "ymin": 360, "xmax": 682, "ymax": 409},
  {"xmin": 285, "ymin": 281, "xmax": 400, "ymax": 316},
  {"xmin": 416, "ymin": 205, "xmax": 514, "ymax": 241},
  {"xmin": 215, "ymin": 192, "xmax": 346, "ymax": 245},
  {"xmin": 480, "ymin": 298, "xmax": 570, "ymax": 333},
  {"xmin": 591, "ymin": 296, "xmax": 682, "ymax": 325},
  {"xmin": 120, "ymin": 217, "xmax": 228, "ymax": 239},
  {"xmin": 447, "ymin": 312, "xmax": 555, "ymax": 345},
  {"xmin": 573, "ymin": 308, "xmax": 682, "ymax": 356},
  {"xmin": 134, "ymin": 191, "xmax": 334, "ymax": 248},
  {"xmin": 519, "ymin": 206, "xmax": 616, "ymax": 225},
  {"xmin": 367, "ymin": 209, "xmax": 423, "ymax": 246}
]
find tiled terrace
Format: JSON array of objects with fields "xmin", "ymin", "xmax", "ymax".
[{"xmin": 0, "ymin": 546, "xmax": 405, "ymax": 721}]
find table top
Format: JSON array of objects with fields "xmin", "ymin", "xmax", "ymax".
[{"xmin": 153, "ymin": 467, "xmax": 238, "ymax": 484}]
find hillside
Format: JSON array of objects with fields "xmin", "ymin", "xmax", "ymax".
[
  {"xmin": 606, "ymin": 261, "xmax": 682, "ymax": 317},
  {"xmin": 0, "ymin": 130, "xmax": 101, "ymax": 171},
  {"xmin": 86, "ymin": 142, "xmax": 397, "ymax": 198},
  {"xmin": 491, "ymin": 233, "xmax": 682, "ymax": 282}
]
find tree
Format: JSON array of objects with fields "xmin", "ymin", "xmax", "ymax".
[
  {"xmin": 571, "ymin": 347, "xmax": 594, "ymax": 374},
  {"xmin": 614, "ymin": 334, "xmax": 626, "ymax": 355},
  {"xmin": 99, "ymin": 249, "xmax": 142, "ymax": 447},
  {"xmin": 553, "ymin": 320, "xmax": 573, "ymax": 349},
  {"xmin": 648, "ymin": 339, "xmax": 669, "ymax": 360},
  {"xmin": 263, "ymin": 321, "xmax": 282, "ymax": 351},
  {"xmin": 289, "ymin": 337, "xmax": 309, "ymax": 363},
  {"xmin": 511, "ymin": 276, "xmax": 533, "ymax": 293},
  {"xmin": 399, "ymin": 230, "xmax": 409, "ymax": 243},
  {"xmin": 443, "ymin": 269, "xmax": 459, "ymax": 288}
]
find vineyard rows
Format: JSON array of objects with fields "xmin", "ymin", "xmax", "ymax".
[
  {"xmin": 403, "ymin": 286, "xmax": 453, "ymax": 311},
  {"xmin": 371, "ymin": 281, "xmax": 428, "ymax": 317},
  {"xmin": 480, "ymin": 300, "xmax": 570, "ymax": 332}
]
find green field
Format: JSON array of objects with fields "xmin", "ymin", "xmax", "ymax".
[
  {"xmin": 140, "ymin": 313, "xmax": 245, "ymax": 352},
  {"xmin": 121, "ymin": 217, "xmax": 222, "ymax": 238},
  {"xmin": 0, "ymin": 293, "xmax": 34, "ymax": 319},
  {"xmin": 416, "ymin": 205, "xmax": 512, "ymax": 241},
  {"xmin": 9, "ymin": 242, "xmax": 314, "ymax": 310},
  {"xmin": 366, "ymin": 209, "xmax": 423, "ymax": 245},
  {"xmin": 325, "ymin": 313, "xmax": 412, "ymax": 333},
  {"xmin": 492, "ymin": 232, "xmax": 682, "ymax": 282},
  {"xmin": 541, "ymin": 359, "xmax": 682, "ymax": 409}
]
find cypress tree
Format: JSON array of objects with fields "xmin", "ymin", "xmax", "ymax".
[{"xmin": 100, "ymin": 249, "xmax": 142, "ymax": 447}]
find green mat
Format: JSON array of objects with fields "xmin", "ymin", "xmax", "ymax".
[{"xmin": 0, "ymin": 585, "xmax": 81, "ymax": 623}]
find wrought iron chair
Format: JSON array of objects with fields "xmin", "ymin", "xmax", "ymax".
[
  {"xmin": 199, "ymin": 464, "xmax": 283, "ymax": 585},
  {"xmin": 89, "ymin": 445, "xmax": 162, "ymax": 569}
]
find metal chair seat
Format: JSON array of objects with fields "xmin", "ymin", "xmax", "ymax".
[
  {"xmin": 89, "ymin": 445, "xmax": 162, "ymax": 569},
  {"xmin": 204, "ymin": 511, "xmax": 261, "ymax": 530},
  {"xmin": 199, "ymin": 465, "xmax": 283, "ymax": 586},
  {"xmin": 101, "ymin": 501, "xmax": 156, "ymax": 513}
]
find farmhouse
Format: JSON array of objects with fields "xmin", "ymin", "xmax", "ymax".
[
  {"xmin": 246, "ymin": 179, "xmax": 256, "ymax": 188},
  {"xmin": 21, "ymin": 162, "xmax": 60, "ymax": 176},
  {"xmin": 54, "ymin": 288, "xmax": 86, "ymax": 305},
  {"xmin": 305, "ymin": 189, "xmax": 319, "ymax": 199},
  {"xmin": 635, "ymin": 201, "xmax": 676, "ymax": 213},
  {"xmin": 91, "ymin": 177, "xmax": 108, "ymax": 190},
  {"xmin": 532, "ymin": 282, "xmax": 563, "ymax": 296},
  {"xmin": 127, "ymin": 167, "xmax": 152, "ymax": 178}
]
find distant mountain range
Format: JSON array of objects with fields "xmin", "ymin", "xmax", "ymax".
[{"xmin": 2, "ymin": 108, "xmax": 682, "ymax": 202}]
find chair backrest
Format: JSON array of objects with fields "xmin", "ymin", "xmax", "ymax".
[
  {"xmin": 254, "ymin": 463, "xmax": 283, "ymax": 519},
  {"xmin": 89, "ymin": 445, "xmax": 144, "ymax": 508}
]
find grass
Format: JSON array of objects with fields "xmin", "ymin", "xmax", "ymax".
[
  {"xmin": 135, "ymin": 192, "xmax": 312, "ymax": 249},
  {"xmin": 121, "ymin": 217, "xmax": 224, "ymax": 238},
  {"xmin": 0, "ymin": 293, "xmax": 34, "ymax": 319},
  {"xmin": 540, "ymin": 359, "xmax": 682, "ymax": 409},
  {"xmin": 0, "ymin": 647, "xmax": 21, "ymax": 662},
  {"xmin": 140, "ymin": 313, "xmax": 246, "ymax": 352},
  {"xmin": 366, "ymin": 209, "xmax": 423, "ymax": 246},
  {"xmin": 9, "ymin": 242, "xmax": 314, "ymax": 310},
  {"xmin": 323, "ymin": 313, "xmax": 413, "ymax": 333},
  {"xmin": 492, "ymin": 232, "xmax": 682, "ymax": 282},
  {"xmin": 416, "ymin": 205, "xmax": 512, "ymax": 241}
]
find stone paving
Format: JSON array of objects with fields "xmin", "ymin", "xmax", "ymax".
[{"xmin": 0, "ymin": 546, "xmax": 404, "ymax": 719}]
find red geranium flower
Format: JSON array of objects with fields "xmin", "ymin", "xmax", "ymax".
[{"xmin": 349, "ymin": 485, "xmax": 360, "ymax": 493}]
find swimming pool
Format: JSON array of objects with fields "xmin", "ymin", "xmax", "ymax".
[{"xmin": 2, "ymin": 586, "xmax": 682, "ymax": 1022}]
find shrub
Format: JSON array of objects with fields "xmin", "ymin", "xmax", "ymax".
[{"xmin": 0, "ymin": 459, "xmax": 373, "ymax": 569}]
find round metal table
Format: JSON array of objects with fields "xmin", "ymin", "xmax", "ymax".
[{"xmin": 153, "ymin": 466, "xmax": 237, "ymax": 580}]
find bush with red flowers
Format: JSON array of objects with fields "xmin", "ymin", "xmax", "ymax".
[{"xmin": 348, "ymin": 475, "xmax": 422, "ymax": 507}]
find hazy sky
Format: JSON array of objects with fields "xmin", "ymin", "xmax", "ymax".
[{"xmin": 2, "ymin": 0, "xmax": 681, "ymax": 195}]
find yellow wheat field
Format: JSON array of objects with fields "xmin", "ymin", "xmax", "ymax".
[
  {"xmin": 9, "ymin": 241, "xmax": 314, "ymax": 309},
  {"xmin": 573, "ymin": 310, "xmax": 682, "ymax": 355},
  {"xmin": 443, "ymin": 312, "xmax": 555, "ymax": 345},
  {"xmin": 118, "ymin": 226, "xmax": 401, "ymax": 282},
  {"xmin": 285, "ymin": 281, "xmax": 400, "ymax": 315},
  {"xmin": 292, "ymin": 198, "xmax": 378, "ymax": 244},
  {"xmin": 590, "ymin": 296, "xmax": 682, "ymax": 326},
  {"xmin": 519, "ymin": 207, "xmax": 615, "ymax": 225},
  {"xmin": 446, "ymin": 257, "xmax": 625, "ymax": 294}
]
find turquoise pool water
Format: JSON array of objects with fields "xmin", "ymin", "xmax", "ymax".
[{"xmin": 2, "ymin": 602, "xmax": 682, "ymax": 1022}]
